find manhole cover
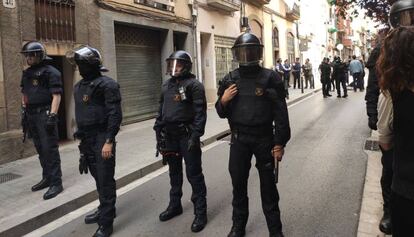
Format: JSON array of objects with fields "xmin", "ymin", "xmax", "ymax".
[
  {"xmin": 0, "ymin": 173, "xmax": 22, "ymax": 184},
  {"xmin": 364, "ymin": 140, "xmax": 380, "ymax": 151}
]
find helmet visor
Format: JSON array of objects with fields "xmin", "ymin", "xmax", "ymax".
[
  {"xmin": 166, "ymin": 59, "xmax": 186, "ymax": 76},
  {"xmin": 390, "ymin": 9, "xmax": 414, "ymax": 28},
  {"xmin": 66, "ymin": 45, "xmax": 97, "ymax": 65},
  {"xmin": 232, "ymin": 45, "xmax": 263, "ymax": 66}
]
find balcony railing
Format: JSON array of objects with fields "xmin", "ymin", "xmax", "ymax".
[
  {"xmin": 134, "ymin": 0, "xmax": 175, "ymax": 12},
  {"xmin": 207, "ymin": 0, "xmax": 240, "ymax": 12},
  {"xmin": 242, "ymin": 0, "xmax": 270, "ymax": 7},
  {"xmin": 286, "ymin": 2, "xmax": 300, "ymax": 21}
]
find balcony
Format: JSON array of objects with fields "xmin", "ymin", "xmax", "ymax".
[
  {"xmin": 286, "ymin": 2, "xmax": 300, "ymax": 21},
  {"xmin": 207, "ymin": 0, "xmax": 241, "ymax": 12},
  {"xmin": 242, "ymin": 0, "xmax": 270, "ymax": 7}
]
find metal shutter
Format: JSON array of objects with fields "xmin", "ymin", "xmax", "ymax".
[{"xmin": 115, "ymin": 25, "xmax": 162, "ymax": 124}]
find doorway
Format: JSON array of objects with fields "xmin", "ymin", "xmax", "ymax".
[{"xmin": 49, "ymin": 56, "xmax": 68, "ymax": 140}]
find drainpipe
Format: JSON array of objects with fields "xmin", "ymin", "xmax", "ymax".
[{"xmin": 189, "ymin": 0, "xmax": 200, "ymax": 81}]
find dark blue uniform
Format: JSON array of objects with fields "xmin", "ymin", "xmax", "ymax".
[
  {"xmin": 154, "ymin": 73, "xmax": 207, "ymax": 216},
  {"xmin": 216, "ymin": 65, "xmax": 291, "ymax": 236},
  {"xmin": 21, "ymin": 63, "xmax": 63, "ymax": 187},
  {"xmin": 74, "ymin": 72, "xmax": 122, "ymax": 227}
]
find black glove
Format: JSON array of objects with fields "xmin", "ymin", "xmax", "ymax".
[
  {"xmin": 187, "ymin": 137, "xmax": 199, "ymax": 152},
  {"xmin": 368, "ymin": 116, "xmax": 378, "ymax": 130},
  {"xmin": 79, "ymin": 154, "xmax": 88, "ymax": 174},
  {"xmin": 46, "ymin": 113, "xmax": 58, "ymax": 133}
]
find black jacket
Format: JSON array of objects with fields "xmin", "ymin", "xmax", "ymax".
[
  {"xmin": 154, "ymin": 74, "xmax": 207, "ymax": 139},
  {"xmin": 20, "ymin": 63, "xmax": 62, "ymax": 105},
  {"xmin": 365, "ymin": 44, "xmax": 381, "ymax": 121},
  {"xmin": 74, "ymin": 73, "xmax": 122, "ymax": 141},
  {"xmin": 215, "ymin": 66, "xmax": 291, "ymax": 146}
]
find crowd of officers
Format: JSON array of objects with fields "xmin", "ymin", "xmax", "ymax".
[
  {"xmin": 20, "ymin": 29, "xmax": 290, "ymax": 236},
  {"xmin": 318, "ymin": 55, "xmax": 366, "ymax": 99}
]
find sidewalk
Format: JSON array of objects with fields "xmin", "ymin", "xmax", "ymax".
[
  {"xmin": 0, "ymin": 88, "xmax": 320, "ymax": 236},
  {"xmin": 357, "ymin": 131, "xmax": 391, "ymax": 237}
]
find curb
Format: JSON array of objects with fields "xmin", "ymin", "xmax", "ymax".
[{"xmin": 0, "ymin": 89, "xmax": 319, "ymax": 237}]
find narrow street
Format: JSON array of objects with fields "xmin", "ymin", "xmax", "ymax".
[{"xmin": 41, "ymin": 91, "xmax": 370, "ymax": 237}]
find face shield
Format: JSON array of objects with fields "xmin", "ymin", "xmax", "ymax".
[
  {"xmin": 66, "ymin": 45, "xmax": 101, "ymax": 65},
  {"xmin": 166, "ymin": 59, "xmax": 186, "ymax": 77},
  {"xmin": 232, "ymin": 45, "xmax": 263, "ymax": 66},
  {"xmin": 390, "ymin": 9, "xmax": 414, "ymax": 28},
  {"xmin": 22, "ymin": 51, "xmax": 44, "ymax": 66}
]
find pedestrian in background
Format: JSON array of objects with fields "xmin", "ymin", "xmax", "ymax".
[
  {"xmin": 68, "ymin": 45, "xmax": 122, "ymax": 237},
  {"xmin": 349, "ymin": 55, "xmax": 364, "ymax": 92},
  {"xmin": 216, "ymin": 32, "xmax": 290, "ymax": 237},
  {"xmin": 275, "ymin": 58, "xmax": 289, "ymax": 99},
  {"xmin": 302, "ymin": 58, "xmax": 313, "ymax": 89},
  {"xmin": 319, "ymin": 57, "xmax": 332, "ymax": 98},
  {"xmin": 20, "ymin": 41, "xmax": 63, "ymax": 200},
  {"xmin": 154, "ymin": 51, "xmax": 208, "ymax": 233},
  {"xmin": 377, "ymin": 26, "xmax": 414, "ymax": 237},
  {"xmin": 332, "ymin": 56, "xmax": 348, "ymax": 98},
  {"xmin": 282, "ymin": 59, "xmax": 292, "ymax": 99},
  {"xmin": 359, "ymin": 59, "xmax": 366, "ymax": 91},
  {"xmin": 292, "ymin": 58, "xmax": 301, "ymax": 89}
]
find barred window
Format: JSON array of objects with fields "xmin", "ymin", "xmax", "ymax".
[{"xmin": 35, "ymin": 0, "xmax": 75, "ymax": 42}]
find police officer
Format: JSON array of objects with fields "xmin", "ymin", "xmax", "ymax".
[
  {"xmin": 20, "ymin": 41, "xmax": 63, "ymax": 200},
  {"xmin": 216, "ymin": 32, "xmax": 291, "ymax": 237},
  {"xmin": 67, "ymin": 45, "xmax": 122, "ymax": 237},
  {"xmin": 154, "ymin": 50, "xmax": 208, "ymax": 233},
  {"xmin": 332, "ymin": 56, "xmax": 348, "ymax": 98},
  {"xmin": 365, "ymin": 1, "xmax": 414, "ymax": 234},
  {"xmin": 319, "ymin": 57, "xmax": 332, "ymax": 98}
]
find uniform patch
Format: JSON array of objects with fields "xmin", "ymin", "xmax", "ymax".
[
  {"xmin": 174, "ymin": 94, "xmax": 181, "ymax": 102},
  {"xmin": 83, "ymin": 95, "xmax": 89, "ymax": 102},
  {"xmin": 32, "ymin": 79, "xmax": 39, "ymax": 86},
  {"xmin": 255, "ymin": 87, "xmax": 264, "ymax": 96}
]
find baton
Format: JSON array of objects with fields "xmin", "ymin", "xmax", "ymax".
[{"xmin": 274, "ymin": 161, "xmax": 279, "ymax": 184}]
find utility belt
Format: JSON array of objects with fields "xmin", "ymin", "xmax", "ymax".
[
  {"xmin": 26, "ymin": 104, "xmax": 50, "ymax": 114},
  {"xmin": 231, "ymin": 123, "xmax": 273, "ymax": 137},
  {"xmin": 74, "ymin": 124, "xmax": 107, "ymax": 139},
  {"xmin": 164, "ymin": 122, "xmax": 191, "ymax": 137}
]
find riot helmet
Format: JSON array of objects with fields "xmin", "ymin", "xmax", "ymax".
[
  {"xmin": 389, "ymin": 0, "xmax": 414, "ymax": 28},
  {"xmin": 66, "ymin": 45, "xmax": 108, "ymax": 72},
  {"xmin": 232, "ymin": 32, "xmax": 263, "ymax": 66},
  {"xmin": 166, "ymin": 50, "xmax": 192, "ymax": 77},
  {"xmin": 21, "ymin": 41, "xmax": 50, "ymax": 65}
]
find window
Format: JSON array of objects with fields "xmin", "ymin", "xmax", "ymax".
[
  {"xmin": 287, "ymin": 32, "xmax": 295, "ymax": 63},
  {"xmin": 273, "ymin": 27, "xmax": 279, "ymax": 49},
  {"xmin": 214, "ymin": 36, "xmax": 238, "ymax": 87},
  {"xmin": 250, "ymin": 20, "xmax": 263, "ymax": 43},
  {"xmin": 35, "ymin": 0, "xmax": 75, "ymax": 42}
]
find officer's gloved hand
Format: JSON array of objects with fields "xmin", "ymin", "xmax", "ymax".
[
  {"xmin": 368, "ymin": 116, "xmax": 378, "ymax": 130},
  {"xmin": 46, "ymin": 113, "xmax": 58, "ymax": 133},
  {"xmin": 79, "ymin": 154, "xmax": 88, "ymax": 175},
  {"xmin": 187, "ymin": 136, "xmax": 200, "ymax": 152}
]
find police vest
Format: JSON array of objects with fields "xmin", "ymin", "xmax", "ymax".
[
  {"xmin": 74, "ymin": 76, "xmax": 107, "ymax": 128},
  {"xmin": 161, "ymin": 77, "xmax": 199, "ymax": 124},
  {"xmin": 228, "ymin": 69, "xmax": 274, "ymax": 127},
  {"xmin": 22, "ymin": 65, "xmax": 53, "ymax": 105}
]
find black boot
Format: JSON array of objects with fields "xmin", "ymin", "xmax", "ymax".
[
  {"xmin": 379, "ymin": 210, "xmax": 392, "ymax": 235},
  {"xmin": 227, "ymin": 226, "xmax": 246, "ymax": 237},
  {"xmin": 159, "ymin": 205, "xmax": 183, "ymax": 222},
  {"xmin": 191, "ymin": 214, "xmax": 207, "ymax": 232},
  {"xmin": 43, "ymin": 185, "xmax": 63, "ymax": 200},
  {"xmin": 31, "ymin": 179, "xmax": 49, "ymax": 192},
  {"xmin": 85, "ymin": 210, "xmax": 100, "ymax": 224},
  {"xmin": 270, "ymin": 232, "xmax": 284, "ymax": 237},
  {"xmin": 93, "ymin": 225, "xmax": 113, "ymax": 237}
]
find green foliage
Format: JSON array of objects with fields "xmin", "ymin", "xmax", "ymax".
[{"xmin": 334, "ymin": 0, "xmax": 398, "ymax": 25}]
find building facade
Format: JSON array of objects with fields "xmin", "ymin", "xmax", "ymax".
[{"xmin": 0, "ymin": 0, "xmax": 301, "ymax": 163}]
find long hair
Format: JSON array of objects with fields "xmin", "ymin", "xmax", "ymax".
[{"xmin": 377, "ymin": 26, "xmax": 414, "ymax": 97}]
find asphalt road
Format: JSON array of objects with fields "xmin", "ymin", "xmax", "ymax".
[{"xmin": 44, "ymin": 91, "xmax": 370, "ymax": 237}]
